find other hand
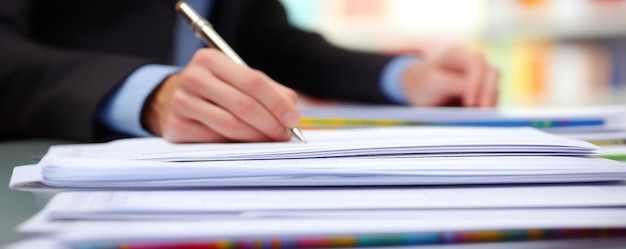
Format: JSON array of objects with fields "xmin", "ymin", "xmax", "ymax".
[
  {"xmin": 401, "ymin": 46, "xmax": 499, "ymax": 107},
  {"xmin": 142, "ymin": 48, "xmax": 300, "ymax": 143}
]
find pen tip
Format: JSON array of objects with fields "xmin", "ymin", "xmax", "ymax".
[{"xmin": 290, "ymin": 128, "xmax": 307, "ymax": 143}]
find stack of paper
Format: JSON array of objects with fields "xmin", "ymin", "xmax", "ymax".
[
  {"xmin": 14, "ymin": 186, "xmax": 626, "ymax": 248},
  {"xmin": 8, "ymin": 125, "xmax": 626, "ymax": 248},
  {"xmin": 40, "ymin": 126, "xmax": 599, "ymax": 161},
  {"xmin": 10, "ymin": 126, "xmax": 626, "ymax": 189},
  {"xmin": 25, "ymin": 186, "xmax": 626, "ymax": 223},
  {"xmin": 560, "ymin": 130, "xmax": 626, "ymax": 161},
  {"xmin": 299, "ymin": 105, "xmax": 626, "ymax": 131}
]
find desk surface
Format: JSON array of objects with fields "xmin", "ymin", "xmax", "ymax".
[
  {"xmin": 1, "ymin": 140, "xmax": 626, "ymax": 248},
  {"xmin": 0, "ymin": 140, "xmax": 73, "ymax": 246}
]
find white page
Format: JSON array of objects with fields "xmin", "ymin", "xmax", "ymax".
[
  {"xmin": 20, "ymin": 208, "xmax": 626, "ymax": 239},
  {"xmin": 299, "ymin": 105, "xmax": 626, "ymax": 122},
  {"xmin": 561, "ymin": 131, "xmax": 626, "ymax": 141},
  {"xmin": 3, "ymin": 238, "xmax": 65, "ymax": 249},
  {"xmin": 598, "ymin": 145, "xmax": 626, "ymax": 159},
  {"xmin": 33, "ymin": 156, "xmax": 626, "ymax": 188},
  {"xmin": 9, "ymin": 165, "xmax": 43, "ymax": 190},
  {"xmin": 40, "ymin": 127, "xmax": 597, "ymax": 162},
  {"xmin": 298, "ymin": 105, "xmax": 626, "ymax": 133},
  {"xmin": 40, "ymin": 185, "xmax": 626, "ymax": 221}
]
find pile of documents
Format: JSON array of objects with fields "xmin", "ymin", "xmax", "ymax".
[
  {"xmin": 298, "ymin": 105, "xmax": 626, "ymax": 131},
  {"xmin": 560, "ymin": 130, "xmax": 626, "ymax": 161},
  {"xmin": 7, "ymin": 106, "xmax": 626, "ymax": 249},
  {"xmin": 298, "ymin": 105, "xmax": 626, "ymax": 164},
  {"xmin": 11, "ymin": 186, "xmax": 626, "ymax": 249},
  {"xmin": 10, "ymin": 126, "xmax": 626, "ymax": 189}
]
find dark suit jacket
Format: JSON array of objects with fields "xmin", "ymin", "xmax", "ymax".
[{"xmin": 0, "ymin": 0, "xmax": 393, "ymax": 141}]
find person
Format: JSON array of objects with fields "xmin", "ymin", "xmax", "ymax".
[{"xmin": 0, "ymin": 0, "xmax": 499, "ymax": 143}]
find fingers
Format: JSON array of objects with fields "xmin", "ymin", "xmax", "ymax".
[
  {"xmin": 438, "ymin": 49, "xmax": 484, "ymax": 107},
  {"xmin": 463, "ymin": 59, "xmax": 500, "ymax": 107},
  {"xmin": 150, "ymin": 48, "xmax": 300, "ymax": 143},
  {"xmin": 192, "ymin": 49, "xmax": 300, "ymax": 128},
  {"xmin": 465, "ymin": 57, "xmax": 499, "ymax": 107},
  {"xmin": 401, "ymin": 62, "xmax": 464, "ymax": 107},
  {"xmin": 435, "ymin": 47, "xmax": 499, "ymax": 107},
  {"xmin": 179, "ymin": 65, "xmax": 292, "ymax": 141},
  {"xmin": 479, "ymin": 67, "xmax": 500, "ymax": 107},
  {"xmin": 162, "ymin": 115, "xmax": 229, "ymax": 143},
  {"xmin": 170, "ymin": 88, "xmax": 282, "ymax": 142}
]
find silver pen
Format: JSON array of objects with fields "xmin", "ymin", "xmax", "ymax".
[{"xmin": 175, "ymin": 1, "xmax": 307, "ymax": 143}]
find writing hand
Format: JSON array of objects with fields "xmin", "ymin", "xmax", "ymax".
[
  {"xmin": 142, "ymin": 48, "xmax": 300, "ymax": 143},
  {"xmin": 401, "ymin": 46, "xmax": 499, "ymax": 107}
]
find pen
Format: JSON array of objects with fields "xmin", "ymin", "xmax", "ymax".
[{"xmin": 175, "ymin": 1, "xmax": 306, "ymax": 143}]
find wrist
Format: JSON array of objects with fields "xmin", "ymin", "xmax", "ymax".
[{"xmin": 141, "ymin": 73, "xmax": 181, "ymax": 136}]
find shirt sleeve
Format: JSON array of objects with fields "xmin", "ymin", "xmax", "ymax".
[
  {"xmin": 379, "ymin": 55, "xmax": 420, "ymax": 105},
  {"xmin": 98, "ymin": 64, "xmax": 181, "ymax": 137}
]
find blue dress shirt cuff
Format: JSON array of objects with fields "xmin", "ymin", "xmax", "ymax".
[
  {"xmin": 99, "ymin": 64, "xmax": 181, "ymax": 137},
  {"xmin": 380, "ymin": 55, "xmax": 420, "ymax": 105}
]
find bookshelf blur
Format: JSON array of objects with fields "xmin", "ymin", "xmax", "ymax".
[{"xmin": 280, "ymin": 0, "xmax": 626, "ymax": 107}]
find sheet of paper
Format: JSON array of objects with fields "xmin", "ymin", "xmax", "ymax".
[
  {"xmin": 598, "ymin": 145, "xmax": 626, "ymax": 157},
  {"xmin": 30, "ymin": 156, "xmax": 626, "ymax": 188},
  {"xmin": 40, "ymin": 127, "xmax": 597, "ymax": 162},
  {"xmin": 561, "ymin": 131, "xmax": 626, "ymax": 142},
  {"xmin": 9, "ymin": 165, "xmax": 43, "ymax": 190},
  {"xmin": 3, "ymin": 238, "xmax": 65, "ymax": 249},
  {"xmin": 557, "ymin": 131, "xmax": 626, "ymax": 161},
  {"xmin": 39, "ymin": 185, "xmax": 626, "ymax": 221},
  {"xmin": 298, "ymin": 105, "xmax": 626, "ymax": 131},
  {"xmin": 20, "ymin": 208, "xmax": 626, "ymax": 238}
]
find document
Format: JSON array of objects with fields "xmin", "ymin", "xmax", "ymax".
[
  {"xmin": 298, "ymin": 105, "xmax": 626, "ymax": 131},
  {"xmin": 597, "ymin": 145, "xmax": 626, "ymax": 161},
  {"xmin": 17, "ymin": 185, "xmax": 626, "ymax": 247},
  {"xmin": 560, "ymin": 130, "xmax": 626, "ymax": 145},
  {"xmin": 11, "ymin": 155, "xmax": 625, "ymax": 189},
  {"xmin": 19, "ymin": 208, "xmax": 626, "ymax": 240},
  {"xmin": 37, "ymin": 185, "xmax": 626, "ymax": 221},
  {"xmin": 559, "ymin": 131, "xmax": 626, "ymax": 161},
  {"xmin": 9, "ymin": 126, "xmax": 626, "ymax": 189},
  {"xmin": 40, "ymin": 127, "xmax": 597, "ymax": 162}
]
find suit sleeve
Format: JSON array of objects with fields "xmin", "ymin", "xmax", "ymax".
[
  {"xmin": 0, "ymin": 1, "xmax": 156, "ymax": 141},
  {"xmin": 221, "ymin": 0, "xmax": 396, "ymax": 104}
]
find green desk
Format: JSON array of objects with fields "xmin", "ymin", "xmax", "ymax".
[{"xmin": 0, "ymin": 140, "xmax": 73, "ymax": 246}]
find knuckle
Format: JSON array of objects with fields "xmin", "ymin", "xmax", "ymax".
[
  {"xmin": 179, "ymin": 67, "xmax": 204, "ymax": 90},
  {"xmin": 240, "ymin": 70, "xmax": 265, "ymax": 92},
  {"xmin": 282, "ymin": 88, "xmax": 298, "ymax": 102},
  {"xmin": 215, "ymin": 115, "xmax": 239, "ymax": 135},
  {"xmin": 170, "ymin": 91, "xmax": 191, "ymax": 113},
  {"xmin": 191, "ymin": 48, "xmax": 213, "ymax": 64},
  {"xmin": 197, "ymin": 48, "xmax": 224, "ymax": 67},
  {"xmin": 180, "ymin": 67, "xmax": 211, "ymax": 91},
  {"xmin": 235, "ymin": 97, "xmax": 257, "ymax": 115},
  {"xmin": 269, "ymin": 101, "xmax": 289, "ymax": 120}
]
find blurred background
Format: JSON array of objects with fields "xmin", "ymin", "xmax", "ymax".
[{"xmin": 279, "ymin": 0, "xmax": 626, "ymax": 107}]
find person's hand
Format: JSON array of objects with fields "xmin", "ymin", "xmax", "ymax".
[
  {"xmin": 401, "ymin": 46, "xmax": 499, "ymax": 107},
  {"xmin": 141, "ymin": 48, "xmax": 300, "ymax": 143}
]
